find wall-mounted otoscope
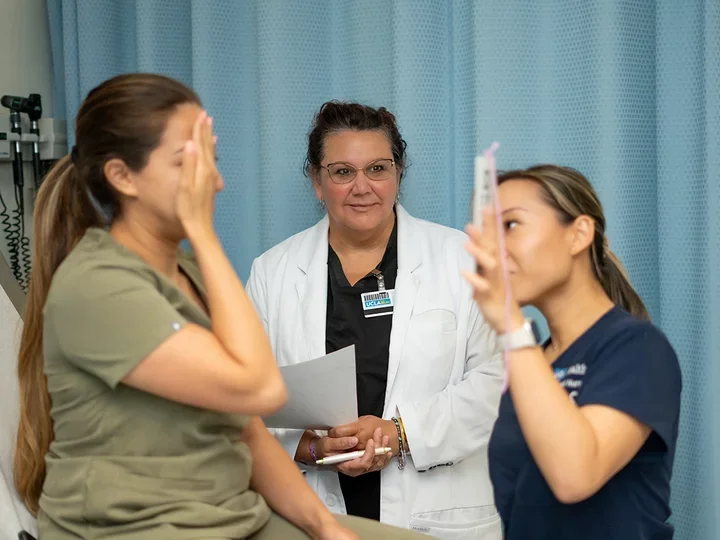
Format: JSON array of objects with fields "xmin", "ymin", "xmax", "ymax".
[
  {"xmin": 26, "ymin": 94, "xmax": 43, "ymax": 189},
  {"xmin": 1, "ymin": 95, "xmax": 26, "ymax": 193},
  {"xmin": 0, "ymin": 94, "xmax": 66, "ymax": 293},
  {"xmin": 0, "ymin": 94, "xmax": 38, "ymax": 291},
  {"xmin": 1, "ymin": 94, "xmax": 43, "ymax": 188}
]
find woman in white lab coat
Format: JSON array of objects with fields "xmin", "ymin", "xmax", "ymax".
[{"xmin": 246, "ymin": 102, "xmax": 504, "ymax": 539}]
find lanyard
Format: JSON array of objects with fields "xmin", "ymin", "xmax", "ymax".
[{"xmin": 369, "ymin": 269, "xmax": 386, "ymax": 291}]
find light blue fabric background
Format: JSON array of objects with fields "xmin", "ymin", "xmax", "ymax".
[{"xmin": 47, "ymin": 1, "xmax": 720, "ymax": 538}]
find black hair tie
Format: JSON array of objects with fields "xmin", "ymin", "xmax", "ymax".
[{"xmin": 70, "ymin": 145, "xmax": 79, "ymax": 164}]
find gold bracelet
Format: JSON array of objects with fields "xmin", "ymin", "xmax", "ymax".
[{"xmin": 397, "ymin": 416, "xmax": 410, "ymax": 454}]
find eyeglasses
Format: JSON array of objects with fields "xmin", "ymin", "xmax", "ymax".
[{"xmin": 320, "ymin": 158, "xmax": 395, "ymax": 184}]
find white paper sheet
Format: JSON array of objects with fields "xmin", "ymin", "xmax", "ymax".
[{"xmin": 263, "ymin": 345, "xmax": 358, "ymax": 430}]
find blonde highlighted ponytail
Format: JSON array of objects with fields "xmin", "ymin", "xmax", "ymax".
[{"xmin": 14, "ymin": 154, "xmax": 103, "ymax": 513}]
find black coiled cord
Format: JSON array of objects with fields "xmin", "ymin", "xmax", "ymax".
[
  {"xmin": 0, "ymin": 188, "xmax": 22, "ymax": 285},
  {"xmin": 16, "ymin": 183, "xmax": 31, "ymax": 292}
]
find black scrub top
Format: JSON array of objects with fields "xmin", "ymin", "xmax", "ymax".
[
  {"xmin": 488, "ymin": 307, "xmax": 682, "ymax": 540},
  {"xmin": 325, "ymin": 220, "xmax": 398, "ymax": 521}
]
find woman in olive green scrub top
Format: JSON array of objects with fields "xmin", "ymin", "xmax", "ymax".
[{"xmin": 13, "ymin": 73, "xmax": 425, "ymax": 540}]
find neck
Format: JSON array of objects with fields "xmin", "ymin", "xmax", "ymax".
[
  {"xmin": 109, "ymin": 216, "xmax": 180, "ymax": 278},
  {"xmin": 328, "ymin": 211, "xmax": 395, "ymax": 258},
  {"xmin": 536, "ymin": 275, "xmax": 615, "ymax": 355}
]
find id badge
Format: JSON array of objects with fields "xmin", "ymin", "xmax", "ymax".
[{"xmin": 361, "ymin": 289, "xmax": 395, "ymax": 318}]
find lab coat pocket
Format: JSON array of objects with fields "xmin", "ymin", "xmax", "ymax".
[
  {"xmin": 409, "ymin": 506, "xmax": 502, "ymax": 540},
  {"xmin": 403, "ymin": 309, "xmax": 457, "ymax": 397}
]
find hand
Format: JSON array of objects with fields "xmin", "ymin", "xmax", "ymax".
[
  {"xmin": 312, "ymin": 432, "xmax": 359, "ymax": 460},
  {"xmin": 334, "ymin": 427, "xmax": 392, "ymax": 477},
  {"xmin": 462, "ymin": 207, "xmax": 524, "ymax": 334},
  {"xmin": 330, "ymin": 415, "xmax": 398, "ymax": 453},
  {"xmin": 300, "ymin": 428, "xmax": 391, "ymax": 475},
  {"xmin": 176, "ymin": 110, "xmax": 222, "ymax": 241}
]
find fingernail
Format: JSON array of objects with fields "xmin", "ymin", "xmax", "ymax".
[
  {"xmin": 213, "ymin": 135, "xmax": 218, "ymax": 144},
  {"xmin": 350, "ymin": 437, "xmax": 358, "ymax": 445},
  {"xmin": 185, "ymin": 141, "xmax": 195, "ymax": 153},
  {"xmin": 207, "ymin": 116, "xmax": 213, "ymax": 126}
]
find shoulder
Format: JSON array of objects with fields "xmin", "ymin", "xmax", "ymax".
[
  {"xmin": 602, "ymin": 309, "xmax": 676, "ymax": 357},
  {"xmin": 47, "ymin": 229, "xmax": 159, "ymax": 311},
  {"xmin": 250, "ymin": 220, "xmax": 324, "ymax": 275},
  {"xmin": 576, "ymin": 308, "xmax": 682, "ymax": 450},
  {"xmin": 594, "ymin": 308, "xmax": 681, "ymax": 384}
]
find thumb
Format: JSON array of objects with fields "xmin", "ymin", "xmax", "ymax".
[
  {"xmin": 323, "ymin": 436, "xmax": 358, "ymax": 454},
  {"xmin": 329, "ymin": 423, "xmax": 358, "ymax": 438}
]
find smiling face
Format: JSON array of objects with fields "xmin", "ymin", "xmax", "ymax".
[
  {"xmin": 312, "ymin": 129, "xmax": 400, "ymax": 236},
  {"xmin": 497, "ymin": 178, "xmax": 596, "ymax": 306}
]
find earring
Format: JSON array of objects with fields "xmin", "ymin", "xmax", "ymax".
[
  {"xmin": 319, "ymin": 199, "xmax": 326, "ymax": 210},
  {"xmin": 395, "ymin": 193, "xmax": 400, "ymax": 206}
]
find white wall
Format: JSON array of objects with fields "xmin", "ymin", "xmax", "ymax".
[
  {"xmin": 0, "ymin": 0, "xmax": 55, "ymax": 280},
  {"xmin": 0, "ymin": 0, "xmax": 55, "ymax": 109}
]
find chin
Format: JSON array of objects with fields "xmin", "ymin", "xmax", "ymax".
[
  {"xmin": 510, "ymin": 281, "xmax": 537, "ymax": 308},
  {"xmin": 346, "ymin": 219, "xmax": 383, "ymax": 233},
  {"xmin": 347, "ymin": 203, "xmax": 392, "ymax": 223}
]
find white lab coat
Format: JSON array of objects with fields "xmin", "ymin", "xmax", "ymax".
[{"xmin": 247, "ymin": 205, "xmax": 504, "ymax": 539}]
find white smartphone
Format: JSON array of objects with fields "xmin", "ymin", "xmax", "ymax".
[{"xmin": 473, "ymin": 154, "xmax": 493, "ymax": 231}]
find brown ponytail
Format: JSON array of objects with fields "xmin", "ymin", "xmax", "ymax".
[
  {"xmin": 14, "ymin": 73, "xmax": 200, "ymax": 514},
  {"xmin": 598, "ymin": 248, "xmax": 650, "ymax": 321},
  {"xmin": 497, "ymin": 165, "xmax": 650, "ymax": 321}
]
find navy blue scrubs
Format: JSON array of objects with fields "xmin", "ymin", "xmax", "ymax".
[{"xmin": 489, "ymin": 307, "xmax": 682, "ymax": 539}]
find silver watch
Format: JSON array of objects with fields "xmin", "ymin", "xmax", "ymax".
[{"xmin": 498, "ymin": 318, "xmax": 541, "ymax": 351}]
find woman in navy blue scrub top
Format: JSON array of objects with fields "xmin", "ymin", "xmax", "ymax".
[{"xmin": 462, "ymin": 165, "xmax": 682, "ymax": 540}]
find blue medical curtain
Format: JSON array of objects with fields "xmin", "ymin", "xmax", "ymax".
[{"xmin": 48, "ymin": 1, "xmax": 720, "ymax": 538}]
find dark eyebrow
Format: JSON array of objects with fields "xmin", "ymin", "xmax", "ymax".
[
  {"xmin": 324, "ymin": 158, "xmax": 393, "ymax": 168},
  {"xmin": 325, "ymin": 161, "xmax": 354, "ymax": 167}
]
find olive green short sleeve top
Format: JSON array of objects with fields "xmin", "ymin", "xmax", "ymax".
[{"xmin": 37, "ymin": 228, "xmax": 270, "ymax": 539}]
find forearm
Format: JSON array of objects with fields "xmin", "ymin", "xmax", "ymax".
[
  {"xmin": 245, "ymin": 419, "xmax": 334, "ymax": 537},
  {"xmin": 190, "ymin": 231, "xmax": 279, "ymax": 382},
  {"xmin": 508, "ymin": 346, "xmax": 598, "ymax": 492}
]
